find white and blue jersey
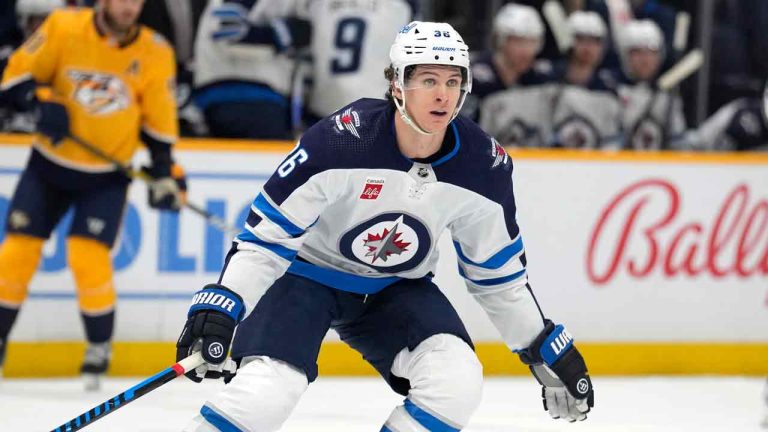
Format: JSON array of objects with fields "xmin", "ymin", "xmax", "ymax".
[
  {"xmin": 221, "ymin": 98, "xmax": 544, "ymax": 351},
  {"xmin": 306, "ymin": 0, "xmax": 416, "ymax": 117}
]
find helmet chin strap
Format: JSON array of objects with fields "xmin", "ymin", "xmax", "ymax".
[{"xmin": 393, "ymin": 82, "xmax": 435, "ymax": 136}]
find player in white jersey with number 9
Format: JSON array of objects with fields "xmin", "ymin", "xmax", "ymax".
[{"xmin": 177, "ymin": 21, "xmax": 594, "ymax": 431}]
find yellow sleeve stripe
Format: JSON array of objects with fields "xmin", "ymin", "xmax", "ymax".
[
  {"xmin": 141, "ymin": 125, "xmax": 176, "ymax": 145},
  {"xmin": 0, "ymin": 73, "xmax": 34, "ymax": 91}
]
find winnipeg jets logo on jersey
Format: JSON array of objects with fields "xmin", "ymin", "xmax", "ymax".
[
  {"xmin": 334, "ymin": 107, "xmax": 362, "ymax": 138},
  {"xmin": 363, "ymin": 216, "xmax": 412, "ymax": 263},
  {"xmin": 339, "ymin": 212, "xmax": 432, "ymax": 273},
  {"xmin": 67, "ymin": 70, "xmax": 130, "ymax": 115},
  {"xmin": 489, "ymin": 137, "xmax": 508, "ymax": 168}
]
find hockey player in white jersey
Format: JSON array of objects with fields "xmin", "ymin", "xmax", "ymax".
[
  {"xmin": 548, "ymin": 11, "xmax": 623, "ymax": 149},
  {"xmin": 193, "ymin": 0, "xmax": 311, "ymax": 139},
  {"xmin": 304, "ymin": 0, "xmax": 416, "ymax": 122},
  {"xmin": 471, "ymin": 3, "xmax": 554, "ymax": 147},
  {"xmin": 617, "ymin": 19, "xmax": 686, "ymax": 150},
  {"xmin": 177, "ymin": 21, "xmax": 594, "ymax": 431}
]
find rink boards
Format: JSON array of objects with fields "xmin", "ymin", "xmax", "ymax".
[{"xmin": 1, "ymin": 133, "xmax": 767, "ymax": 376}]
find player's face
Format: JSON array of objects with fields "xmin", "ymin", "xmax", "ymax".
[
  {"xmin": 101, "ymin": 0, "xmax": 145, "ymax": 33},
  {"xmin": 500, "ymin": 36, "xmax": 539, "ymax": 73},
  {"xmin": 572, "ymin": 35, "xmax": 604, "ymax": 67},
  {"xmin": 628, "ymin": 48, "xmax": 661, "ymax": 81},
  {"xmin": 400, "ymin": 65, "xmax": 464, "ymax": 132}
]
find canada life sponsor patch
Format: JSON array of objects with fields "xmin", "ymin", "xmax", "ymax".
[{"xmin": 360, "ymin": 177, "xmax": 385, "ymax": 200}]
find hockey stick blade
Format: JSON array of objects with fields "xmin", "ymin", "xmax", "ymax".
[
  {"xmin": 67, "ymin": 133, "xmax": 241, "ymax": 237},
  {"xmin": 543, "ymin": 0, "xmax": 571, "ymax": 53},
  {"xmin": 657, "ymin": 49, "xmax": 704, "ymax": 91},
  {"xmin": 50, "ymin": 352, "xmax": 205, "ymax": 432}
]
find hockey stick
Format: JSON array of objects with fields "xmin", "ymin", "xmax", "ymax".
[
  {"xmin": 542, "ymin": 0, "xmax": 571, "ymax": 54},
  {"xmin": 50, "ymin": 352, "xmax": 205, "ymax": 432},
  {"xmin": 67, "ymin": 133, "xmax": 241, "ymax": 237},
  {"xmin": 631, "ymin": 49, "xmax": 703, "ymax": 148}
]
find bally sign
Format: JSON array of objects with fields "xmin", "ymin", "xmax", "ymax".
[{"xmin": 587, "ymin": 179, "xmax": 768, "ymax": 284}]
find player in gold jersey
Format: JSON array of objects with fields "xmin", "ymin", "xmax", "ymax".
[{"xmin": 0, "ymin": 0, "xmax": 185, "ymax": 390}]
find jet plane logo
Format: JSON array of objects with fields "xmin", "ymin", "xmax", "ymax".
[
  {"xmin": 334, "ymin": 107, "xmax": 361, "ymax": 138},
  {"xmin": 339, "ymin": 212, "xmax": 431, "ymax": 273},
  {"xmin": 363, "ymin": 216, "xmax": 411, "ymax": 263}
]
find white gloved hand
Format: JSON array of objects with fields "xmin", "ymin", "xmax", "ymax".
[
  {"xmin": 148, "ymin": 177, "xmax": 182, "ymax": 210},
  {"xmin": 533, "ymin": 364, "xmax": 591, "ymax": 421}
]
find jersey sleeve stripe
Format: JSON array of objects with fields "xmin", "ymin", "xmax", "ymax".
[
  {"xmin": 253, "ymin": 192, "xmax": 305, "ymax": 237},
  {"xmin": 453, "ymin": 235, "xmax": 524, "ymax": 270},
  {"xmin": 0, "ymin": 73, "xmax": 33, "ymax": 91},
  {"xmin": 236, "ymin": 229, "xmax": 297, "ymax": 262},
  {"xmin": 458, "ymin": 267, "xmax": 527, "ymax": 287}
]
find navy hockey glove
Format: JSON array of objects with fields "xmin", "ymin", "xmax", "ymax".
[
  {"xmin": 141, "ymin": 163, "xmax": 186, "ymax": 211},
  {"xmin": 518, "ymin": 320, "xmax": 594, "ymax": 422},
  {"xmin": 176, "ymin": 284, "xmax": 244, "ymax": 382},
  {"xmin": 210, "ymin": 2, "xmax": 310, "ymax": 50},
  {"xmin": 35, "ymin": 101, "xmax": 69, "ymax": 145}
]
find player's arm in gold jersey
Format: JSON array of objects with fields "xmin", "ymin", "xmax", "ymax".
[
  {"xmin": 140, "ymin": 32, "xmax": 179, "ymax": 179},
  {"xmin": 0, "ymin": 10, "xmax": 62, "ymax": 111}
]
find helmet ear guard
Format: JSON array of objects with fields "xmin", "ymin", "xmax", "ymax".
[{"xmin": 388, "ymin": 21, "xmax": 473, "ymax": 135}]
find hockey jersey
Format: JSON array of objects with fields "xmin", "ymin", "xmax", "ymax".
[
  {"xmin": 221, "ymin": 98, "xmax": 544, "ymax": 350},
  {"xmin": 617, "ymin": 79, "xmax": 686, "ymax": 150},
  {"xmin": 305, "ymin": 0, "xmax": 415, "ymax": 117},
  {"xmin": 462, "ymin": 51, "xmax": 553, "ymax": 125},
  {"xmin": 194, "ymin": 0, "xmax": 309, "ymax": 96},
  {"xmin": 0, "ymin": 8, "xmax": 178, "ymax": 172}
]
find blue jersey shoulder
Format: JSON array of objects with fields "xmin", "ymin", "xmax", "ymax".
[
  {"xmin": 300, "ymin": 98, "xmax": 406, "ymax": 168},
  {"xmin": 264, "ymin": 99, "xmax": 407, "ymax": 205},
  {"xmin": 436, "ymin": 115, "xmax": 514, "ymax": 204}
]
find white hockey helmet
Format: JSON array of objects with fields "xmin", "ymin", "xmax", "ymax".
[
  {"xmin": 567, "ymin": 11, "xmax": 607, "ymax": 40},
  {"xmin": 622, "ymin": 19, "xmax": 664, "ymax": 51},
  {"xmin": 16, "ymin": 0, "xmax": 64, "ymax": 17},
  {"xmin": 389, "ymin": 21, "xmax": 472, "ymax": 135},
  {"xmin": 493, "ymin": 3, "xmax": 545, "ymax": 45}
]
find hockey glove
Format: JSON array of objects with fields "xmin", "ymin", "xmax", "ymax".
[
  {"xmin": 518, "ymin": 320, "xmax": 594, "ymax": 422},
  {"xmin": 209, "ymin": 2, "xmax": 310, "ymax": 51},
  {"xmin": 35, "ymin": 101, "xmax": 69, "ymax": 145},
  {"xmin": 176, "ymin": 284, "xmax": 245, "ymax": 382},
  {"xmin": 141, "ymin": 163, "xmax": 187, "ymax": 211}
]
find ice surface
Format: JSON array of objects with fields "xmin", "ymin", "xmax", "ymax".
[{"xmin": 0, "ymin": 376, "xmax": 764, "ymax": 431}]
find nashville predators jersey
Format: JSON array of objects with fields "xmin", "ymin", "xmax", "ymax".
[{"xmin": 0, "ymin": 8, "xmax": 178, "ymax": 172}]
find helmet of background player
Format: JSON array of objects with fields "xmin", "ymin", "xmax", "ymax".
[
  {"xmin": 492, "ymin": 4, "xmax": 544, "ymax": 74},
  {"xmin": 620, "ymin": 20, "xmax": 665, "ymax": 82},
  {"xmin": 15, "ymin": 0, "xmax": 64, "ymax": 36},
  {"xmin": 566, "ymin": 11, "xmax": 607, "ymax": 66},
  {"xmin": 388, "ymin": 21, "xmax": 472, "ymax": 135},
  {"xmin": 492, "ymin": 4, "xmax": 544, "ymax": 52}
]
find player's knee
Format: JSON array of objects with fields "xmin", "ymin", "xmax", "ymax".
[
  {"xmin": 67, "ymin": 236, "xmax": 115, "ymax": 314},
  {"xmin": 202, "ymin": 356, "xmax": 309, "ymax": 431},
  {"xmin": 0, "ymin": 234, "xmax": 44, "ymax": 306},
  {"xmin": 392, "ymin": 334, "xmax": 484, "ymax": 428}
]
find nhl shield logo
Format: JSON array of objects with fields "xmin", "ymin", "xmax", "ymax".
[{"xmin": 339, "ymin": 213, "xmax": 432, "ymax": 273}]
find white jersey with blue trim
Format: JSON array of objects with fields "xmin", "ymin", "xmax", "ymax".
[
  {"xmin": 221, "ymin": 98, "xmax": 545, "ymax": 350},
  {"xmin": 306, "ymin": 0, "xmax": 415, "ymax": 117}
]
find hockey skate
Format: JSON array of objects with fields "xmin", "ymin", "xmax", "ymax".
[{"xmin": 80, "ymin": 342, "xmax": 111, "ymax": 391}]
